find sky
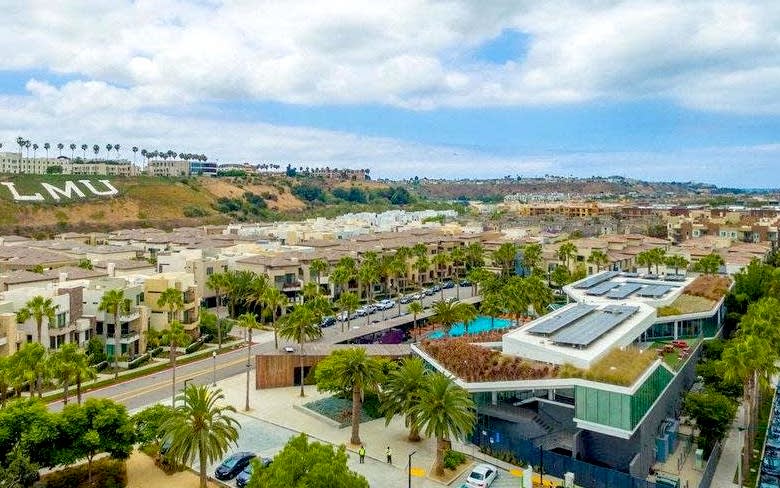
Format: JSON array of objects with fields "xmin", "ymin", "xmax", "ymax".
[{"xmin": 1, "ymin": 1, "xmax": 780, "ymax": 187}]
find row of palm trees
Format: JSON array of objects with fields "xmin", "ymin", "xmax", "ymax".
[
  {"xmin": 12, "ymin": 136, "xmax": 208, "ymax": 165},
  {"xmin": 0, "ymin": 342, "xmax": 96, "ymax": 406}
]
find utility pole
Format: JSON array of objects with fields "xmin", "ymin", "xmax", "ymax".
[{"xmin": 408, "ymin": 450, "xmax": 416, "ymax": 488}]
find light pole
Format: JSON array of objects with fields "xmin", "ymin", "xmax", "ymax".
[
  {"xmin": 408, "ymin": 450, "xmax": 416, "ymax": 488},
  {"xmin": 212, "ymin": 350, "xmax": 217, "ymax": 386},
  {"xmin": 737, "ymin": 425, "xmax": 745, "ymax": 488}
]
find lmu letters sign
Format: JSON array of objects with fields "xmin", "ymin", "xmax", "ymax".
[{"xmin": 1, "ymin": 180, "xmax": 119, "ymax": 202}]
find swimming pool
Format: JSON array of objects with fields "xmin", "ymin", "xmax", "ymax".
[{"xmin": 428, "ymin": 316, "xmax": 514, "ymax": 339}]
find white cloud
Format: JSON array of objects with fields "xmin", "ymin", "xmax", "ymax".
[{"xmin": 1, "ymin": 1, "xmax": 779, "ymax": 112}]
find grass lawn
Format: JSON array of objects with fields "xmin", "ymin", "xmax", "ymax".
[{"xmin": 651, "ymin": 337, "xmax": 701, "ymax": 371}]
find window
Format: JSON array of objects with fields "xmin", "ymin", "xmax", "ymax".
[
  {"xmin": 57, "ymin": 312, "xmax": 67, "ymax": 328},
  {"xmin": 206, "ymin": 266, "xmax": 214, "ymax": 276}
]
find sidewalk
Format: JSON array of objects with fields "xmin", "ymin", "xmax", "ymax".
[{"xmin": 711, "ymin": 403, "xmax": 744, "ymax": 488}]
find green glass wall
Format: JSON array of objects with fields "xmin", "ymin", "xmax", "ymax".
[{"xmin": 575, "ymin": 366, "xmax": 673, "ymax": 432}]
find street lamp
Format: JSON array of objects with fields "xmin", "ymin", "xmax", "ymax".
[
  {"xmin": 737, "ymin": 425, "xmax": 746, "ymax": 488},
  {"xmin": 408, "ymin": 450, "xmax": 416, "ymax": 488},
  {"xmin": 212, "ymin": 350, "xmax": 217, "ymax": 386},
  {"xmin": 183, "ymin": 378, "xmax": 193, "ymax": 391}
]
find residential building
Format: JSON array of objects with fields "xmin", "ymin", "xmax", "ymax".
[
  {"xmin": 146, "ymin": 159, "xmax": 190, "ymax": 177},
  {"xmin": 143, "ymin": 272, "xmax": 201, "ymax": 334},
  {"xmin": 82, "ymin": 278, "xmax": 148, "ymax": 358},
  {"xmin": 189, "ymin": 160, "xmax": 218, "ymax": 176},
  {"xmin": 0, "ymin": 153, "xmax": 137, "ymax": 176}
]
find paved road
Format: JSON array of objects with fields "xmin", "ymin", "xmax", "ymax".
[{"xmin": 48, "ymin": 285, "xmax": 475, "ymax": 411}]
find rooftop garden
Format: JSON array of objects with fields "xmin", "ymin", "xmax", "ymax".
[
  {"xmin": 657, "ymin": 275, "xmax": 730, "ymax": 317},
  {"xmin": 420, "ymin": 339, "xmax": 558, "ymax": 382},
  {"xmin": 558, "ymin": 347, "xmax": 658, "ymax": 386}
]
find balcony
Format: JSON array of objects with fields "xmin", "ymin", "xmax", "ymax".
[
  {"xmin": 0, "ymin": 334, "xmax": 6, "ymax": 346},
  {"xmin": 118, "ymin": 310, "xmax": 141, "ymax": 323},
  {"xmin": 105, "ymin": 332, "xmax": 140, "ymax": 344},
  {"xmin": 280, "ymin": 280, "xmax": 302, "ymax": 291}
]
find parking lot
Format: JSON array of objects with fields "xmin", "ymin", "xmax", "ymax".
[{"xmin": 760, "ymin": 387, "xmax": 780, "ymax": 487}]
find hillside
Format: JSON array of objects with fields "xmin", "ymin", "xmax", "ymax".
[{"xmin": 0, "ymin": 175, "xmax": 308, "ymax": 235}]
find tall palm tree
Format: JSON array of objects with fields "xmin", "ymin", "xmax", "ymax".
[
  {"xmin": 113, "ymin": 144, "xmax": 120, "ymax": 158},
  {"xmin": 408, "ymin": 300, "xmax": 424, "ymax": 339},
  {"xmin": 317, "ymin": 348, "xmax": 384, "ymax": 445},
  {"xmin": 386, "ymin": 257, "xmax": 407, "ymax": 316},
  {"xmin": 49, "ymin": 343, "xmax": 84, "ymax": 405},
  {"xmin": 224, "ymin": 270, "xmax": 256, "ymax": 318},
  {"xmin": 309, "ymin": 258, "xmax": 328, "ymax": 292},
  {"xmin": 43, "ymin": 142, "xmax": 50, "ymax": 159},
  {"xmin": 236, "ymin": 313, "xmax": 263, "ymax": 411},
  {"xmin": 480, "ymin": 292, "xmax": 504, "ymax": 330},
  {"xmin": 260, "ymin": 287, "xmax": 288, "ymax": 349},
  {"xmin": 381, "ymin": 357, "xmax": 429, "ymax": 441},
  {"xmin": 432, "ymin": 252, "xmax": 452, "ymax": 300},
  {"xmin": 56, "ymin": 142, "xmax": 64, "ymax": 156},
  {"xmin": 587, "ymin": 249, "xmax": 610, "ymax": 273},
  {"xmin": 557, "ymin": 242, "xmax": 578, "ymax": 270},
  {"xmin": 492, "ymin": 242, "xmax": 517, "ymax": 277},
  {"xmin": 413, "ymin": 255, "xmax": 430, "ymax": 291},
  {"xmin": 336, "ymin": 291, "xmax": 360, "ymax": 333},
  {"xmin": 206, "ymin": 272, "xmax": 230, "ymax": 350},
  {"xmin": 430, "ymin": 300, "xmax": 474, "ymax": 335},
  {"xmin": 450, "ymin": 246, "xmax": 466, "ymax": 299},
  {"xmin": 16, "ymin": 136, "xmax": 24, "ymax": 158},
  {"xmin": 521, "ymin": 243, "xmax": 544, "ymax": 275},
  {"xmin": 301, "ymin": 282, "xmax": 320, "ymax": 302},
  {"xmin": 459, "ymin": 302, "xmax": 478, "ymax": 335},
  {"xmin": 69, "ymin": 143, "xmax": 76, "ymax": 159},
  {"xmin": 0, "ymin": 356, "xmax": 10, "ymax": 406},
  {"xmin": 132, "ymin": 146, "xmax": 139, "ymax": 164},
  {"xmin": 32, "ymin": 143, "xmax": 38, "ymax": 160},
  {"xmin": 81, "ymin": 144, "xmax": 88, "ymax": 158},
  {"xmin": 330, "ymin": 264, "xmax": 353, "ymax": 299},
  {"xmin": 92, "ymin": 144, "xmax": 99, "ymax": 159},
  {"xmin": 98, "ymin": 289, "xmax": 132, "ymax": 378},
  {"xmin": 665, "ymin": 255, "xmax": 689, "ymax": 275},
  {"xmin": 409, "ymin": 373, "xmax": 475, "ymax": 476},
  {"xmin": 14, "ymin": 342, "xmax": 47, "ymax": 397},
  {"xmin": 72, "ymin": 349, "xmax": 97, "ymax": 405},
  {"xmin": 16, "ymin": 295, "xmax": 58, "ymax": 347},
  {"xmin": 278, "ymin": 304, "xmax": 323, "ymax": 397},
  {"xmin": 160, "ymin": 321, "xmax": 191, "ymax": 406},
  {"xmin": 157, "ymin": 287, "xmax": 184, "ymax": 325},
  {"xmin": 161, "ymin": 385, "xmax": 240, "ymax": 488},
  {"xmin": 105, "ymin": 143, "xmax": 113, "ymax": 159}
]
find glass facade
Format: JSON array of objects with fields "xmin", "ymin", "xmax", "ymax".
[
  {"xmin": 640, "ymin": 314, "xmax": 720, "ymax": 342},
  {"xmin": 575, "ymin": 366, "xmax": 673, "ymax": 432}
]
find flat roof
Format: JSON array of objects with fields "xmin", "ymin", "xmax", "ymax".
[{"xmin": 564, "ymin": 271, "xmax": 693, "ymax": 308}]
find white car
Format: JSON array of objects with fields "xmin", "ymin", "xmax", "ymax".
[{"xmin": 466, "ymin": 463, "xmax": 498, "ymax": 487}]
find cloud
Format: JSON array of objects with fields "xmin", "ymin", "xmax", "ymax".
[{"xmin": 1, "ymin": 1, "xmax": 779, "ymax": 112}]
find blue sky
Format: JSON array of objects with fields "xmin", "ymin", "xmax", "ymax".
[{"xmin": 1, "ymin": 1, "xmax": 779, "ymax": 187}]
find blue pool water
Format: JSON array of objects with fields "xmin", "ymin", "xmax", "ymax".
[{"xmin": 428, "ymin": 316, "xmax": 514, "ymax": 339}]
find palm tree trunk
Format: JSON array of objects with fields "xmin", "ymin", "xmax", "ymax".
[
  {"xmin": 37, "ymin": 320, "xmax": 43, "ymax": 347},
  {"xmin": 76, "ymin": 374, "xmax": 82, "ymax": 405},
  {"xmin": 114, "ymin": 311, "xmax": 120, "ymax": 379},
  {"xmin": 199, "ymin": 438, "xmax": 208, "ymax": 488},
  {"xmin": 434, "ymin": 436, "xmax": 446, "ymax": 476},
  {"xmin": 245, "ymin": 328, "xmax": 252, "ymax": 411},
  {"xmin": 350, "ymin": 386, "xmax": 362, "ymax": 445},
  {"xmin": 299, "ymin": 343, "xmax": 305, "ymax": 397},
  {"xmin": 408, "ymin": 420, "xmax": 421, "ymax": 442},
  {"xmin": 37, "ymin": 374, "xmax": 42, "ymax": 398},
  {"xmin": 63, "ymin": 378, "xmax": 69, "ymax": 406},
  {"xmin": 272, "ymin": 317, "xmax": 278, "ymax": 349},
  {"xmin": 217, "ymin": 291, "xmax": 223, "ymax": 350},
  {"xmin": 171, "ymin": 347, "xmax": 177, "ymax": 407}
]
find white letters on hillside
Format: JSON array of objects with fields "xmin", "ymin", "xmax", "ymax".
[{"xmin": 1, "ymin": 180, "xmax": 119, "ymax": 202}]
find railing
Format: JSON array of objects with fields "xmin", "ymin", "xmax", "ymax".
[{"xmin": 697, "ymin": 441, "xmax": 721, "ymax": 488}]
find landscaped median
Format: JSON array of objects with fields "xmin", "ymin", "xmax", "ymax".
[{"xmin": 43, "ymin": 340, "xmax": 244, "ymax": 404}]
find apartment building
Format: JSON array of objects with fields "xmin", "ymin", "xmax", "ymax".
[
  {"xmin": 82, "ymin": 278, "xmax": 148, "ymax": 358},
  {"xmin": 0, "ymin": 153, "xmax": 137, "ymax": 176},
  {"xmin": 668, "ymin": 214, "xmax": 780, "ymax": 245},
  {"xmin": 146, "ymin": 159, "xmax": 191, "ymax": 177},
  {"xmin": 143, "ymin": 272, "xmax": 201, "ymax": 334}
]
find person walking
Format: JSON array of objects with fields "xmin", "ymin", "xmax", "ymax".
[
  {"xmin": 358, "ymin": 445, "xmax": 366, "ymax": 464},
  {"xmin": 386, "ymin": 445, "xmax": 392, "ymax": 464}
]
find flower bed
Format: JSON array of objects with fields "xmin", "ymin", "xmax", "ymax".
[
  {"xmin": 683, "ymin": 275, "xmax": 731, "ymax": 301},
  {"xmin": 303, "ymin": 395, "xmax": 382, "ymax": 428},
  {"xmin": 421, "ymin": 339, "xmax": 558, "ymax": 382}
]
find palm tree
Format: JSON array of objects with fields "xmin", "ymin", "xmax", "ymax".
[
  {"xmin": 432, "ymin": 252, "xmax": 452, "ymax": 300},
  {"xmin": 636, "ymin": 250, "xmax": 653, "ymax": 274},
  {"xmin": 157, "ymin": 287, "xmax": 184, "ymax": 325},
  {"xmin": 301, "ymin": 282, "xmax": 319, "ymax": 302},
  {"xmin": 98, "ymin": 289, "xmax": 132, "ymax": 378},
  {"xmin": 236, "ymin": 313, "xmax": 263, "ymax": 411},
  {"xmin": 492, "ymin": 242, "xmax": 517, "ymax": 277},
  {"xmin": 318, "ymin": 348, "xmax": 384, "ymax": 445},
  {"xmin": 43, "ymin": 142, "xmax": 50, "ymax": 159},
  {"xmin": 459, "ymin": 302, "xmax": 478, "ymax": 335},
  {"xmin": 49, "ymin": 343, "xmax": 83, "ymax": 405},
  {"xmin": 132, "ymin": 146, "xmax": 139, "ymax": 164},
  {"xmin": 161, "ymin": 385, "xmax": 240, "ymax": 488},
  {"xmin": 92, "ymin": 144, "xmax": 99, "ymax": 159},
  {"xmin": 587, "ymin": 249, "xmax": 610, "ymax": 273},
  {"xmin": 16, "ymin": 295, "xmax": 58, "ymax": 347},
  {"xmin": 206, "ymin": 272, "xmax": 230, "ymax": 349},
  {"xmin": 56, "ymin": 142, "xmax": 64, "ymax": 156},
  {"xmin": 450, "ymin": 247, "xmax": 466, "ymax": 299},
  {"xmin": 309, "ymin": 258, "xmax": 328, "ymax": 292},
  {"xmin": 16, "ymin": 136, "xmax": 24, "ymax": 158},
  {"xmin": 32, "ymin": 143, "xmax": 38, "ymax": 160},
  {"xmin": 81, "ymin": 144, "xmax": 88, "ymax": 158},
  {"xmin": 430, "ymin": 300, "xmax": 474, "ymax": 336},
  {"xmin": 113, "ymin": 144, "xmax": 120, "ymax": 158},
  {"xmin": 650, "ymin": 248, "xmax": 667, "ymax": 275},
  {"xmin": 409, "ymin": 373, "xmax": 475, "ymax": 476},
  {"xmin": 503, "ymin": 277, "xmax": 531, "ymax": 325},
  {"xmin": 408, "ymin": 300, "xmax": 424, "ymax": 339},
  {"xmin": 336, "ymin": 291, "xmax": 360, "ymax": 333},
  {"xmin": 480, "ymin": 292, "xmax": 504, "ymax": 329},
  {"xmin": 105, "ymin": 143, "xmax": 113, "ymax": 159},
  {"xmin": 521, "ymin": 243, "xmax": 544, "ymax": 275},
  {"xmin": 224, "ymin": 270, "xmax": 256, "ymax": 318},
  {"xmin": 665, "ymin": 255, "xmax": 689, "ymax": 275},
  {"xmin": 330, "ymin": 264, "xmax": 353, "ymax": 299},
  {"xmin": 386, "ymin": 257, "xmax": 407, "ymax": 315},
  {"xmin": 413, "ymin": 255, "xmax": 430, "ymax": 290},
  {"xmin": 72, "ymin": 349, "xmax": 97, "ymax": 405},
  {"xmin": 278, "ymin": 304, "xmax": 323, "ymax": 397},
  {"xmin": 0, "ymin": 356, "xmax": 10, "ymax": 406},
  {"xmin": 466, "ymin": 242, "xmax": 485, "ymax": 270},
  {"xmin": 69, "ymin": 143, "xmax": 76, "ymax": 159},
  {"xmin": 14, "ymin": 342, "xmax": 47, "ymax": 397},
  {"xmin": 381, "ymin": 357, "xmax": 428, "ymax": 441},
  {"xmin": 160, "ymin": 321, "xmax": 191, "ymax": 406},
  {"xmin": 260, "ymin": 287, "xmax": 288, "ymax": 349},
  {"xmin": 557, "ymin": 242, "xmax": 578, "ymax": 270}
]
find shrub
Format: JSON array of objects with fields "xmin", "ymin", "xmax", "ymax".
[
  {"xmin": 443, "ymin": 450, "xmax": 467, "ymax": 470},
  {"xmin": 37, "ymin": 458, "xmax": 127, "ymax": 488},
  {"xmin": 127, "ymin": 353, "xmax": 151, "ymax": 370},
  {"xmin": 185, "ymin": 337, "xmax": 206, "ymax": 354},
  {"xmin": 183, "ymin": 205, "xmax": 208, "ymax": 217},
  {"xmin": 683, "ymin": 275, "xmax": 731, "ymax": 301}
]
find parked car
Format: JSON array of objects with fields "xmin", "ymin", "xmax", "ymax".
[
  {"xmin": 760, "ymin": 474, "xmax": 780, "ymax": 488},
  {"xmin": 424, "ymin": 288, "xmax": 435, "ymax": 296},
  {"xmin": 399, "ymin": 295, "xmax": 412, "ymax": 304},
  {"xmin": 466, "ymin": 463, "xmax": 498, "ymax": 487},
  {"xmin": 236, "ymin": 457, "xmax": 272, "ymax": 488},
  {"xmin": 431, "ymin": 284, "xmax": 442, "ymax": 292},
  {"xmin": 459, "ymin": 279, "xmax": 471, "ymax": 287},
  {"xmin": 442, "ymin": 281, "xmax": 455, "ymax": 289},
  {"xmin": 355, "ymin": 308, "xmax": 368, "ymax": 317},
  {"xmin": 414, "ymin": 292, "xmax": 426, "ymax": 300},
  {"xmin": 320, "ymin": 316, "xmax": 336, "ymax": 328},
  {"xmin": 364, "ymin": 304, "xmax": 378, "ymax": 314},
  {"xmin": 214, "ymin": 452, "xmax": 256, "ymax": 480},
  {"xmin": 336, "ymin": 311, "xmax": 349, "ymax": 321},
  {"xmin": 764, "ymin": 456, "xmax": 780, "ymax": 477}
]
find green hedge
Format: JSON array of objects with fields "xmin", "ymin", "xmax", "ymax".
[
  {"xmin": 127, "ymin": 353, "xmax": 151, "ymax": 370},
  {"xmin": 36, "ymin": 458, "xmax": 127, "ymax": 488},
  {"xmin": 443, "ymin": 450, "xmax": 467, "ymax": 470}
]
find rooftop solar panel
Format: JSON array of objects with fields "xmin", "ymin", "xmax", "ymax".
[
  {"xmin": 636, "ymin": 285, "xmax": 674, "ymax": 298},
  {"xmin": 552, "ymin": 306, "xmax": 639, "ymax": 347},
  {"xmin": 527, "ymin": 304, "xmax": 596, "ymax": 335},
  {"xmin": 585, "ymin": 281, "xmax": 620, "ymax": 296},
  {"xmin": 606, "ymin": 282, "xmax": 643, "ymax": 299},
  {"xmin": 573, "ymin": 271, "xmax": 618, "ymax": 289}
]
